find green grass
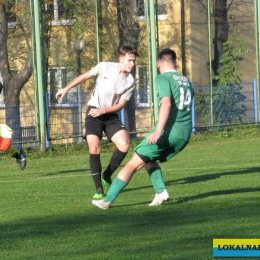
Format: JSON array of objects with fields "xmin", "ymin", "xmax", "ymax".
[{"xmin": 1, "ymin": 125, "xmax": 260, "ymax": 260}]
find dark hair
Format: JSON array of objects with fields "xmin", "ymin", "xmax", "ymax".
[
  {"xmin": 118, "ymin": 46, "xmax": 139, "ymax": 57},
  {"xmin": 158, "ymin": 48, "xmax": 176, "ymax": 62}
]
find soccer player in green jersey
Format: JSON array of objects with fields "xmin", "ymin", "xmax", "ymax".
[{"xmin": 92, "ymin": 48, "xmax": 194, "ymax": 209}]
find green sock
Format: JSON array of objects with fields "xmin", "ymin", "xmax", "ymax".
[
  {"xmin": 7, "ymin": 145, "xmax": 19, "ymax": 157},
  {"xmin": 148, "ymin": 167, "xmax": 166, "ymax": 193},
  {"xmin": 104, "ymin": 177, "xmax": 128, "ymax": 203}
]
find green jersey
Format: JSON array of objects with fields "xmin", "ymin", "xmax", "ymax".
[{"xmin": 155, "ymin": 70, "xmax": 194, "ymax": 141}]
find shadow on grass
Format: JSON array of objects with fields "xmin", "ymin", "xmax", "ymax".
[
  {"xmin": 122, "ymin": 186, "xmax": 260, "ymax": 208},
  {"xmin": 174, "ymin": 186, "xmax": 260, "ymax": 204},
  {"xmin": 42, "ymin": 164, "xmax": 127, "ymax": 177},
  {"xmin": 124, "ymin": 167, "xmax": 260, "ymax": 193},
  {"xmin": 41, "ymin": 164, "xmax": 127, "ymax": 177},
  {"xmin": 0, "ymin": 169, "xmax": 92, "ymax": 180},
  {"xmin": 166, "ymin": 166, "xmax": 260, "ymax": 185},
  {"xmin": 43, "ymin": 168, "xmax": 91, "ymax": 176},
  {"xmin": 1, "ymin": 198, "xmax": 260, "ymax": 259}
]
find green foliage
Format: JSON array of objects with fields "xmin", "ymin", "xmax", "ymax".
[
  {"xmin": 191, "ymin": 124, "xmax": 260, "ymax": 140},
  {"xmin": 213, "ymin": 31, "xmax": 249, "ymax": 84},
  {"xmin": 212, "ymin": 82, "xmax": 247, "ymax": 124},
  {"xmin": 196, "ymin": 31, "xmax": 249, "ymax": 125}
]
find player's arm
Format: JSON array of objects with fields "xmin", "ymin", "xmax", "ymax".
[
  {"xmin": 88, "ymin": 97, "xmax": 128, "ymax": 117},
  {"xmin": 55, "ymin": 70, "xmax": 92, "ymax": 100},
  {"xmin": 147, "ymin": 96, "xmax": 171, "ymax": 144}
]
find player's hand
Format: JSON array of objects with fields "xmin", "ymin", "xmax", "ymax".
[
  {"xmin": 88, "ymin": 108, "xmax": 104, "ymax": 117},
  {"xmin": 147, "ymin": 131, "xmax": 161, "ymax": 144},
  {"xmin": 55, "ymin": 89, "xmax": 67, "ymax": 100}
]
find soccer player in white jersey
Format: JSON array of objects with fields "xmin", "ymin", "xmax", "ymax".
[{"xmin": 56, "ymin": 46, "xmax": 139, "ymax": 199}]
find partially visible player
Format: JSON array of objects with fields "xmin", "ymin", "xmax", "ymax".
[
  {"xmin": 92, "ymin": 48, "xmax": 194, "ymax": 209},
  {"xmin": 56, "ymin": 46, "xmax": 139, "ymax": 199},
  {"xmin": 0, "ymin": 123, "xmax": 26, "ymax": 170},
  {"xmin": 0, "ymin": 82, "xmax": 26, "ymax": 170}
]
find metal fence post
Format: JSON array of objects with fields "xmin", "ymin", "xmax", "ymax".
[
  {"xmin": 207, "ymin": 0, "xmax": 214, "ymax": 126},
  {"xmin": 45, "ymin": 92, "xmax": 50, "ymax": 148},
  {"xmin": 192, "ymin": 86, "xmax": 196, "ymax": 132},
  {"xmin": 31, "ymin": 0, "xmax": 46, "ymax": 151},
  {"xmin": 253, "ymin": 78, "xmax": 259, "ymax": 123},
  {"xmin": 148, "ymin": 0, "xmax": 159, "ymax": 123},
  {"xmin": 255, "ymin": 0, "xmax": 260, "ymax": 122}
]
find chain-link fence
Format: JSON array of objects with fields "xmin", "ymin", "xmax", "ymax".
[
  {"xmin": 46, "ymin": 87, "xmax": 153, "ymax": 145},
  {"xmin": 0, "ymin": 105, "xmax": 37, "ymax": 149},
  {"xmin": 194, "ymin": 82, "xmax": 257, "ymax": 128},
  {"xmin": 0, "ymin": 80, "xmax": 258, "ymax": 148}
]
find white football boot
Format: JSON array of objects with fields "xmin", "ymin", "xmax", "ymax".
[
  {"xmin": 149, "ymin": 189, "xmax": 170, "ymax": 206},
  {"xmin": 92, "ymin": 199, "xmax": 111, "ymax": 209}
]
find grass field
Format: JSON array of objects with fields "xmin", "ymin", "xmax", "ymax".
[{"xmin": 1, "ymin": 126, "xmax": 260, "ymax": 260}]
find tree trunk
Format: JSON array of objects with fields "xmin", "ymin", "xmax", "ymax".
[
  {"xmin": 0, "ymin": 3, "xmax": 33, "ymax": 145},
  {"xmin": 117, "ymin": 0, "xmax": 141, "ymax": 139},
  {"xmin": 212, "ymin": 0, "xmax": 228, "ymax": 82}
]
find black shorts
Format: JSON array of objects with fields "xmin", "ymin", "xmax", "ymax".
[{"xmin": 85, "ymin": 106, "xmax": 126, "ymax": 141}]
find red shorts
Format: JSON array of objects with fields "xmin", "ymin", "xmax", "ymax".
[{"xmin": 0, "ymin": 124, "xmax": 13, "ymax": 152}]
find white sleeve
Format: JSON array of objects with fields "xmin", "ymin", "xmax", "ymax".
[{"xmin": 89, "ymin": 62, "xmax": 103, "ymax": 77}]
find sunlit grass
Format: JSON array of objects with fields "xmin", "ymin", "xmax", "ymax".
[{"xmin": 1, "ymin": 126, "xmax": 260, "ymax": 259}]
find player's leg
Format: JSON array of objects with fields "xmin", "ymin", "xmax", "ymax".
[
  {"xmin": 145, "ymin": 161, "xmax": 169, "ymax": 206},
  {"xmin": 0, "ymin": 123, "xmax": 26, "ymax": 170},
  {"xmin": 9, "ymin": 146, "xmax": 27, "ymax": 170},
  {"xmin": 146, "ymin": 137, "xmax": 189, "ymax": 206},
  {"xmin": 102, "ymin": 118, "xmax": 129, "ymax": 187},
  {"xmin": 85, "ymin": 111, "xmax": 104, "ymax": 198},
  {"xmin": 145, "ymin": 161, "xmax": 166, "ymax": 194},
  {"xmin": 133, "ymin": 131, "xmax": 165, "ymax": 192},
  {"xmin": 132, "ymin": 139, "xmax": 169, "ymax": 206},
  {"xmin": 86, "ymin": 134, "xmax": 103, "ymax": 198},
  {"xmin": 103, "ymin": 129, "xmax": 129, "ymax": 183},
  {"xmin": 92, "ymin": 152, "xmax": 146, "ymax": 209}
]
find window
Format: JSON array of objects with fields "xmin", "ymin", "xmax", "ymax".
[
  {"xmin": 48, "ymin": 67, "xmax": 78, "ymax": 107},
  {"xmin": 44, "ymin": 0, "xmax": 75, "ymax": 26},
  {"xmin": 6, "ymin": 0, "xmax": 17, "ymax": 28},
  {"xmin": 135, "ymin": 0, "xmax": 167, "ymax": 21},
  {"xmin": 135, "ymin": 65, "xmax": 150, "ymax": 108}
]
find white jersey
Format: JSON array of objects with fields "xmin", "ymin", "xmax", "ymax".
[{"xmin": 88, "ymin": 62, "xmax": 135, "ymax": 109}]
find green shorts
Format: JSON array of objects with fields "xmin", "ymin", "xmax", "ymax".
[{"xmin": 134, "ymin": 130, "xmax": 189, "ymax": 163}]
